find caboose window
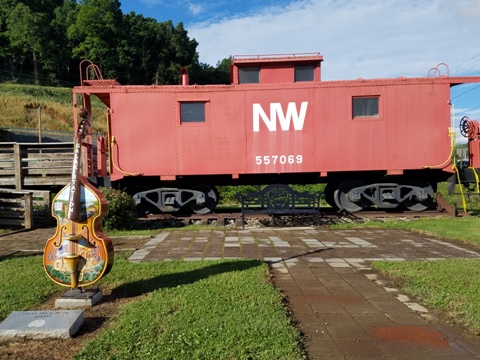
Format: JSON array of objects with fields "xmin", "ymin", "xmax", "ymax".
[
  {"xmin": 352, "ymin": 97, "xmax": 379, "ymax": 118},
  {"xmin": 181, "ymin": 102, "xmax": 205, "ymax": 123},
  {"xmin": 294, "ymin": 64, "xmax": 315, "ymax": 82},
  {"xmin": 239, "ymin": 67, "xmax": 260, "ymax": 84}
]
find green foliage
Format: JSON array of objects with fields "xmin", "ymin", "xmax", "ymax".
[
  {"xmin": 219, "ymin": 183, "xmax": 326, "ymax": 205},
  {"xmin": 218, "ymin": 185, "xmax": 262, "ymax": 204},
  {"xmin": 290, "ymin": 183, "xmax": 326, "ymax": 194},
  {"xmin": 189, "ymin": 57, "xmax": 231, "ymax": 85},
  {"xmin": 68, "ymin": 0, "xmax": 123, "ymax": 78},
  {"xmin": 99, "ymin": 187, "xmax": 138, "ymax": 231}
]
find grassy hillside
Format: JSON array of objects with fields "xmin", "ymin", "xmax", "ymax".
[{"xmin": 0, "ymin": 83, "xmax": 108, "ymax": 135}]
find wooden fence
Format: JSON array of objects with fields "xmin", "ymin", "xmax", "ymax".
[
  {"xmin": 0, "ymin": 142, "xmax": 74, "ymax": 190},
  {"xmin": 0, "ymin": 188, "xmax": 51, "ymax": 229}
]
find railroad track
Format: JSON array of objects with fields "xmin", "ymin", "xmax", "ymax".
[{"xmin": 140, "ymin": 207, "xmax": 463, "ymax": 228}]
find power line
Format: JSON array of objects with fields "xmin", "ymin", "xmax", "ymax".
[
  {"xmin": 450, "ymin": 52, "xmax": 480, "ymax": 76},
  {"xmin": 451, "ymin": 84, "xmax": 480, "ymax": 100},
  {"xmin": 456, "ymin": 105, "xmax": 480, "ymax": 116}
]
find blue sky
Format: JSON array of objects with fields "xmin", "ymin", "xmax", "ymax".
[
  {"xmin": 121, "ymin": 0, "xmax": 480, "ymax": 141},
  {"xmin": 120, "ymin": 0, "xmax": 290, "ymax": 25}
]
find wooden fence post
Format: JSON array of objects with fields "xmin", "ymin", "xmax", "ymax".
[
  {"xmin": 24, "ymin": 192, "xmax": 33, "ymax": 229},
  {"xmin": 14, "ymin": 143, "xmax": 23, "ymax": 190}
]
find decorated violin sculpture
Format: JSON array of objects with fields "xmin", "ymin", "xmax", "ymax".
[{"xmin": 43, "ymin": 109, "xmax": 114, "ymax": 289}]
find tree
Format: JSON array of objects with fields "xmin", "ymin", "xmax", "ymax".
[
  {"xmin": 116, "ymin": 15, "xmax": 199, "ymax": 85},
  {"xmin": 2, "ymin": 0, "xmax": 70, "ymax": 84},
  {"xmin": 68, "ymin": 0, "xmax": 123, "ymax": 79},
  {"xmin": 117, "ymin": 12, "xmax": 164, "ymax": 84},
  {"xmin": 151, "ymin": 21, "xmax": 198, "ymax": 85},
  {"xmin": 47, "ymin": 0, "xmax": 79, "ymax": 83},
  {"xmin": 6, "ymin": 3, "xmax": 48, "ymax": 82},
  {"xmin": 189, "ymin": 57, "xmax": 231, "ymax": 85},
  {"xmin": 0, "ymin": 0, "xmax": 19, "ymax": 80}
]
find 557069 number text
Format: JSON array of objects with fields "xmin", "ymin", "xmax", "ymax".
[{"xmin": 255, "ymin": 155, "xmax": 303, "ymax": 165}]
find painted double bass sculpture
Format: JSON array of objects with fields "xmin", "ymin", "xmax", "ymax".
[{"xmin": 43, "ymin": 109, "xmax": 114, "ymax": 289}]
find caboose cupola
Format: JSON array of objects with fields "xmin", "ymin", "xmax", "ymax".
[{"xmin": 231, "ymin": 53, "xmax": 323, "ymax": 85}]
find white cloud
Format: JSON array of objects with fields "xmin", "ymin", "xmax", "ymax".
[
  {"xmin": 188, "ymin": 0, "xmax": 480, "ymax": 80},
  {"xmin": 187, "ymin": 2, "xmax": 204, "ymax": 16}
]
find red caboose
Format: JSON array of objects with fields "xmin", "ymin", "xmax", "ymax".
[{"xmin": 73, "ymin": 54, "xmax": 480, "ymax": 213}]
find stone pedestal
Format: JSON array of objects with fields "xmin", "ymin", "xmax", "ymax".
[{"xmin": 55, "ymin": 288, "xmax": 103, "ymax": 309}]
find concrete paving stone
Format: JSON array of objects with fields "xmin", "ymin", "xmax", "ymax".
[
  {"xmin": 404, "ymin": 302, "xmax": 429, "ymax": 313},
  {"xmin": 375, "ymin": 333, "xmax": 475, "ymax": 359},
  {"xmin": 305, "ymin": 340, "xmax": 345, "ymax": 359},
  {"xmin": 371, "ymin": 299, "xmax": 416, "ymax": 315},
  {"xmin": 320, "ymin": 279, "xmax": 352, "ymax": 288},
  {"xmin": 352, "ymin": 312, "xmax": 393, "ymax": 327},
  {"xmin": 274, "ymin": 273, "xmax": 294, "ymax": 281},
  {"xmin": 316, "ymin": 312, "xmax": 358, "ymax": 326},
  {"xmin": 309, "ymin": 266, "xmax": 341, "ymax": 276},
  {"xmin": 287, "ymin": 294, "xmax": 310, "ymax": 305},
  {"xmin": 332, "ymin": 266, "xmax": 359, "ymax": 274},
  {"xmin": 288, "ymin": 302, "xmax": 314, "ymax": 315},
  {"xmin": 382, "ymin": 311, "xmax": 434, "ymax": 326},
  {"xmin": 326, "ymin": 324, "xmax": 371, "ymax": 341},
  {"xmin": 300, "ymin": 325, "xmax": 331, "ymax": 340},
  {"xmin": 335, "ymin": 339, "xmax": 387, "ymax": 358},
  {"xmin": 294, "ymin": 280, "xmax": 324, "ymax": 288},
  {"xmin": 326, "ymin": 285, "xmax": 358, "ymax": 295},
  {"xmin": 304, "ymin": 294, "xmax": 342, "ymax": 304},
  {"xmin": 333, "ymin": 296, "xmax": 380, "ymax": 314},
  {"xmin": 310, "ymin": 301, "xmax": 348, "ymax": 314},
  {"xmin": 224, "ymin": 243, "xmax": 240, "ymax": 247},
  {"xmin": 287, "ymin": 268, "xmax": 316, "ymax": 276},
  {"xmin": 355, "ymin": 283, "xmax": 393, "ymax": 296},
  {"xmin": 300, "ymin": 286, "xmax": 330, "ymax": 296},
  {"xmin": 273, "ymin": 275, "xmax": 297, "ymax": 283},
  {"xmin": 202, "ymin": 252, "xmax": 223, "ymax": 258},
  {"xmin": 341, "ymin": 272, "xmax": 377, "ymax": 283}
]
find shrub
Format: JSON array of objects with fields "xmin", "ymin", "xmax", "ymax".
[
  {"xmin": 218, "ymin": 184, "xmax": 326, "ymax": 205},
  {"xmin": 99, "ymin": 187, "xmax": 138, "ymax": 231},
  {"xmin": 218, "ymin": 185, "xmax": 262, "ymax": 204}
]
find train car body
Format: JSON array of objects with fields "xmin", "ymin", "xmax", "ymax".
[{"xmin": 73, "ymin": 54, "xmax": 480, "ymax": 213}]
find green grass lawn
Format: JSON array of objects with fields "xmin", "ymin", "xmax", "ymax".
[
  {"xmin": 0, "ymin": 254, "xmax": 304, "ymax": 359},
  {"xmin": 373, "ymin": 259, "xmax": 480, "ymax": 334}
]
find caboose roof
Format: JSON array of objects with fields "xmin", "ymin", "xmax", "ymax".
[{"xmin": 231, "ymin": 53, "xmax": 323, "ymax": 65}]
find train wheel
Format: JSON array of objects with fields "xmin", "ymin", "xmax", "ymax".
[
  {"xmin": 334, "ymin": 180, "xmax": 365, "ymax": 213},
  {"xmin": 324, "ymin": 183, "xmax": 339, "ymax": 209},
  {"xmin": 189, "ymin": 185, "xmax": 219, "ymax": 215},
  {"xmin": 404, "ymin": 179, "xmax": 434, "ymax": 211},
  {"xmin": 129, "ymin": 185, "xmax": 158, "ymax": 215}
]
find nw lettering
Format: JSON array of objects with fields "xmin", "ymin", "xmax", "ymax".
[{"xmin": 253, "ymin": 102, "xmax": 308, "ymax": 132}]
